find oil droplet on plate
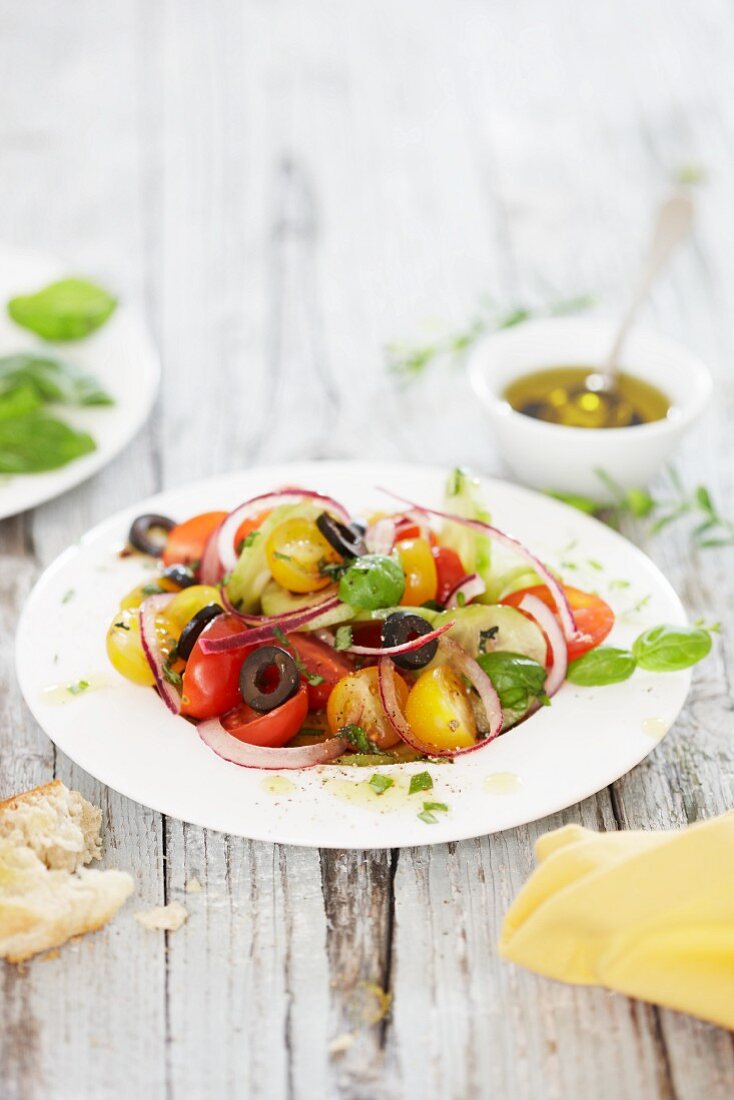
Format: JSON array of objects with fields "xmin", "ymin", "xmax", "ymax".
[
  {"xmin": 40, "ymin": 672, "xmax": 111, "ymax": 706},
  {"xmin": 324, "ymin": 776, "xmax": 412, "ymax": 812},
  {"xmin": 260, "ymin": 776, "xmax": 296, "ymax": 796},
  {"xmin": 484, "ymin": 771, "xmax": 523, "ymax": 795},
  {"xmin": 642, "ymin": 717, "xmax": 667, "ymax": 741}
]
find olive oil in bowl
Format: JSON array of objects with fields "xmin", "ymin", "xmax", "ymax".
[{"xmin": 503, "ymin": 367, "xmax": 671, "ymax": 429}]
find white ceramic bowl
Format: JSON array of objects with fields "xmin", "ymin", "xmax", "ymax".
[{"xmin": 468, "ymin": 317, "xmax": 713, "ymax": 499}]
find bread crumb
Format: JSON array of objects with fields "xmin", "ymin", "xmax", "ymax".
[
  {"xmin": 328, "ymin": 1032, "xmax": 355, "ymax": 1055},
  {"xmin": 185, "ymin": 876, "xmax": 202, "ymax": 894},
  {"xmin": 135, "ymin": 901, "xmax": 188, "ymax": 932}
]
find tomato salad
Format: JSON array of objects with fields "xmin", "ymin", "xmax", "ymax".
[{"xmin": 106, "ymin": 470, "xmax": 623, "ymax": 770}]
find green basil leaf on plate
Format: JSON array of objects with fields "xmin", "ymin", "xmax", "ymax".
[
  {"xmin": 8, "ymin": 278, "xmax": 117, "ymax": 341},
  {"xmin": 0, "ymin": 353, "xmax": 113, "ymax": 406},
  {"xmin": 631, "ymin": 624, "xmax": 712, "ymax": 672},
  {"xmin": 0, "ymin": 411, "xmax": 96, "ymax": 473},
  {"xmin": 566, "ymin": 646, "xmax": 637, "ymax": 686},
  {"xmin": 476, "ymin": 650, "xmax": 549, "ymax": 711}
]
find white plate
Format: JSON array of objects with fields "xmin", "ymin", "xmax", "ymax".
[
  {"xmin": 0, "ymin": 246, "xmax": 159, "ymax": 519},
  {"xmin": 16, "ymin": 461, "xmax": 690, "ymax": 849}
]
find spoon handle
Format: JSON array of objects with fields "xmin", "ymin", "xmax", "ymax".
[{"xmin": 605, "ymin": 192, "xmax": 694, "ymax": 374}]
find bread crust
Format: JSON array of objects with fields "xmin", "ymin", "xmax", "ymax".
[{"xmin": 0, "ymin": 779, "xmax": 64, "ymax": 818}]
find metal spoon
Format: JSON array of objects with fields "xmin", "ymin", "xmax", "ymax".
[{"xmin": 574, "ymin": 191, "xmax": 695, "ymax": 412}]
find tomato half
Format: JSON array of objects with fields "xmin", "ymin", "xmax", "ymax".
[
  {"xmin": 222, "ymin": 683, "xmax": 309, "ymax": 747},
  {"xmin": 163, "ymin": 511, "xmax": 228, "ymax": 567},
  {"xmin": 396, "ymin": 537, "xmax": 438, "ymax": 606},
  {"xmin": 501, "ymin": 584, "xmax": 614, "ymax": 662},
  {"xmin": 326, "ymin": 666, "xmax": 408, "ymax": 749},
  {"xmin": 181, "ymin": 614, "xmax": 255, "ymax": 719},
  {"xmin": 432, "ymin": 546, "xmax": 466, "ymax": 605},
  {"xmin": 286, "ymin": 633, "xmax": 354, "ymax": 710},
  {"xmin": 233, "ymin": 509, "xmax": 272, "ymax": 553}
]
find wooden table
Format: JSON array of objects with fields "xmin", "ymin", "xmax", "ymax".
[{"xmin": 2, "ymin": 2, "xmax": 733, "ymax": 1097}]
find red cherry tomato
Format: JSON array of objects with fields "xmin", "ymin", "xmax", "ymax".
[
  {"xmin": 286, "ymin": 633, "xmax": 355, "ymax": 710},
  {"xmin": 395, "ymin": 519, "xmax": 437, "ymax": 546},
  {"xmin": 163, "ymin": 511, "xmax": 228, "ymax": 567},
  {"xmin": 181, "ymin": 615, "xmax": 255, "ymax": 719},
  {"xmin": 501, "ymin": 584, "xmax": 615, "ymax": 662},
  {"xmin": 432, "ymin": 546, "xmax": 466, "ymax": 605},
  {"xmin": 221, "ymin": 683, "xmax": 309, "ymax": 747},
  {"xmin": 233, "ymin": 509, "xmax": 272, "ymax": 552}
]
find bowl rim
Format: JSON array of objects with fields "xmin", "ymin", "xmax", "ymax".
[{"xmin": 467, "ymin": 316, "xmax": 713, "ymax": 439}]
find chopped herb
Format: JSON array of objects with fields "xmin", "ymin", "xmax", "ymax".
[
  {"xmin": 409, "ymin": 771, "xmax": 433, "ymax": 795},
  {"xmin": 142, "ymin": 582, "xmax": 163, "ymax": 596},
  {"xmin": 272, "ymin": 626, "xmax": 289, "ymax": 647},
  {"xmin": 423, "ymin": 800, "xmax": 448, "ymax": 813},
  {"xmin": 162, "ymin": 665, "xmax": 183, "ymax": 688},
  {"xmin": 114, "ymin": 620, "xmax": 130, "ymax": 631},
  {"xmin": 319, "ymin": 557, "xmax": 352, "ymax": 581},
  {"xmin": 368, "ymin": 774, "xmax": 395, "ymax": 796},
  {"xmin": 237, "ymin": 530, "xmax": 261, "ymax": 553},
  {"xmin": 421, "ymin": 599, "xmax": 444, "ymax": 612},
  {"xmin": 478, "ymin": 625, "xmax": 499, "ymax": 654},
  {"xmin": 417, "ymin": 800, "xmax": 449, "ymax": 825},
  {"xmin": 304, "ymin": 669, "xmax": 325, "ymax": 686},
  {"xmin": 272, "ymin": 551, "xmax": 292, "ymax": 562},
  {"xmin": 67, "ymin": 680, "xmax": 89, "ymax": 695},
  {"xmin": 61, "ymin": 588, "xmax": 75, "ymax": 604},
  {"xmin": 587, "ymin": 559, "xmax": 603, "ymax": 571},
  {"xmin": 456, "ymin": 590, "xmax": 466, "ymax": 607},
  {"xmin": 339, "ymin": 724, "xmax": 387, "ymax": 755},
  {"xmin": 334, "ymin": 625, "xmax": 353, "ymax": 651},
  {"xmin": 609, "ymin": 578, "xmax": 631, "ymax": 590}
]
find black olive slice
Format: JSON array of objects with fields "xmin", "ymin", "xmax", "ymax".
[
  {"xmin": 161, "ymin": 564, "xmax": 197, "ymax": 589},
  {"xmin": 381, "ymin": 611, "xmax": 438, "ymax": 670},
  {"xmin": 239, "ymin": 646, "xmax": 300, "ymax": 713},
  {"xmin": 129, "ymin": 513, "xmax": 176, "ymax": 557},
  {"xmin": 316, "ymin": 512, "xmax": 365, "ymax": 559},
  {"xmin": 177, "ymin": 604, "xmax": 225, "ymax": 661}
]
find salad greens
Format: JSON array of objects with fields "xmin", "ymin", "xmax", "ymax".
[
  {"xmin": 0, "ymin": 353, "xmax": 113, "ymax": 407},
  {"xmin": 568, "ymin": 624, "xmax": 713, "ymax": 686},
  {"xmin": 477, "ymin": 651, "xmax": 550, "ymax": 713},
  {"xmin": 8, "ymin": 278, "xmax": 117, "ymax": 341},
  {"xmin": 0, "ymin": 412, "xmax": 95, "ymax": 473}
]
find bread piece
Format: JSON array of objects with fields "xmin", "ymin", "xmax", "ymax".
[
  {"xmin": 0, "ymin": 779, "xmax": 101, "ymax": 871},
  {"xmin": 0, "ymin": 780, "xmax": 133, "ymax": 963}
]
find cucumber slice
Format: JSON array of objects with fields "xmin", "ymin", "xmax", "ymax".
[{"xmin": 433, "ymin": 604, "xmax": 547, "ymax": 665}]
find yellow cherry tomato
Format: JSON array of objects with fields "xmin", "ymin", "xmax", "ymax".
[
  {"xmin": 327, "ymin": 666, "xmax": 408, "ymax": 750},
  {"xmin": 396, "ymin": 537, "xmax": 438, "ymax": 607},
  {"xmin": 164, "ymin": 585, "xmax": 223, "ymax": 633},
  {"xmin": 404, "ymin": 665, "xmax": 477, "ymax": 751},
  {"xmin": 119, "ymin": 582, "xmax": 159, "ymax": 611},
  {"xmin": 106, "ymin": 609, "xmax": 151, "ymax": 685},
  {"xmin": 266, "ymin": 517, "xmax": 340, "ymax": 594}
]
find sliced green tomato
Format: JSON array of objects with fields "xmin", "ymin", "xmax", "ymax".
[{"xmin": 431, "ymin": 604, "xmax": 547, "ymax": 667}]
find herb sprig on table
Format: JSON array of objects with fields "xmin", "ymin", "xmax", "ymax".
[
  {"xmin": 549, "ymin": 468, "xmax": 734, "ymax": 550},
  {"xmin": 386, "ymin": 295, "xmax": 595, "ymax": 379}
]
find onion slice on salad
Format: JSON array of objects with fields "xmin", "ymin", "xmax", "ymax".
[
  {"xmin": 378, "ymin": 489, "xmax": 582, "ymax": 644},
  {"xmin": 198, "ymin": 525, "xmax": 224, "ymax": 585},
  {"xmin": 344, "ymin": 618, "xmax": 455, "ymax": 657},
  {"xmin": 139, "ymin": 593, "xmax": 181, "ymax": 715},
  {"xmin": 197, "ymin": 719, "xmax": 348, "ymax": 770},
  {"xmin": 445, "ymin": 572, "xmax": 486, "ymax": 609},
  {"xmin": 217, "ymin": 488, "xmax": 352, "ymax": 573},
  {"xmin": 198, "ymin": 596, "xmax": 343, "ymax": 654},
  {"xmin": 365, "ymin": 516, "xmax": 396, "ymax": 556},
  {"xmin": 377, "ymin": 637, "xmax": 503, "ymax": 758},
  {"xmin": 518, "ymin": 592, "xmax": 568, "ymax": 697}
]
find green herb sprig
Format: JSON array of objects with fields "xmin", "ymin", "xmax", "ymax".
[{"xmin": 567, "ymin": 623, "xmax": 713, "ymax": 686}]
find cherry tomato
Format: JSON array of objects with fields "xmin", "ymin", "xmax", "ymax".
[
  {"xmin": 181, "ymin": 614, "xmax": 255, "ymax": 719},
  {"xmin": 164, "ymin": 585, "xmax": 223, "ymax": 633},
  {"xmin": 163, "ymin": 511, "xmax": 228, "ymax": 567},
  {"xmin": 326, "ymin": 666, "xmax": 408, "ymax": 749},
  {"xmin": 106, "ymin": 609, "xmax": 156, "ymax": 685},
  {"xmin": 233, "ymin": 509, "xmax": 272, "ymax": 553},
  {"xmin": 501, "ymin": 584, "xmax": 615, "ymax": 662},
  {"xmin": 404, "ymin": 665, "xmax": 477, "ymax": 751},
  {"xmin": 396, "ymin": 538, "xmax": 438, "ymax": 607},
  {"xmin": 395, "ymin": 519, "xmax": 437, "ymax": 546},
  {"xmin": 286, "ymin": 633, "xmax": 354, "ymax": 710},
  {"xmin": 266, "ymin": 517, "xmax": 340, "ymax": 594},
  {"xmin": 432, "ymin": 546, "xmax": 466, "ymax": 605},
  {"xmin": 221, "ymin": 683, "xmax": 309, "ymax": 747}
]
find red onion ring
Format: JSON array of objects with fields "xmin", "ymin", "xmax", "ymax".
[
  {"xmin": 199, "ymin": 596, "xmax": 343, "ymax": 654},
  {"xmin": 139, "ymin": 593, "xmax": 181, "ymax": 715},
  {"xmin": 518, "ymin": 593, "xmax": 568, "ymax": 697},
  {"xmin": 365, "ymin": 516, "xmax": 396, "ymax": 555},
  {"xmin": 217, "ymin": 488, "xmax": 352, "ymax": 572},
  {"xmin": 377, "ymin": 637, "xmax": 503, "ymax": 759},
  {"xmin": 378, "ymin": 488, "xmax": 579, "ymax": 643},
  {"xmin": 344, "ymin": 618, "xmax": 454, "ymax": 657},
  {"xmin": 445, "ymin": 572, "xmax": 486, "ymax": 609},
  {"xmin": 220, "ymin": 585, "xmax": 338, "ymax": 624},
  {"xmin": 197, "ymin": 719, "xmax": 348, "ymax": 770},
  {"xmin": 198, "ymin": 525, "xmax": 223, "ymax": 585}
]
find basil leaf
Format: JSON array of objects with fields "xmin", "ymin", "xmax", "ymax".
[
  {"xmin": 0, "ymin": 353, "xmax": 113, "ymax": 406},
  {"xmin": 334, "ymin": 625, "xmax": 353, "ymax": 651},
  {"xmin": 476, "ymin": 650, "xmax": 548, "ymax": 713},
  {"xmin": 0, "ymin": 411, "xmax": 95, "ymax": 473},
  {"xmin": 338, "ymin": 554, "xmax": 405, "ymax": 610},
  {"xmin": 567, "ymin": 646, "xmax": 637, "ymax": 686},
  {"xmin": 8, "ymin": 278, "xmax": 117, "ymax": 341},
  {"xmin": 368, "ymin": 774, "xmax": 394, "ymax": 796},
  {"xmin": 632, "ymin": 624, "xmax": 712, "ymax": 672}
]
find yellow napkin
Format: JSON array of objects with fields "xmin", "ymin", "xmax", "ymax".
[{"xmin": 499, "ymin": 813, "xmax": 734, "ymax": 1030}]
